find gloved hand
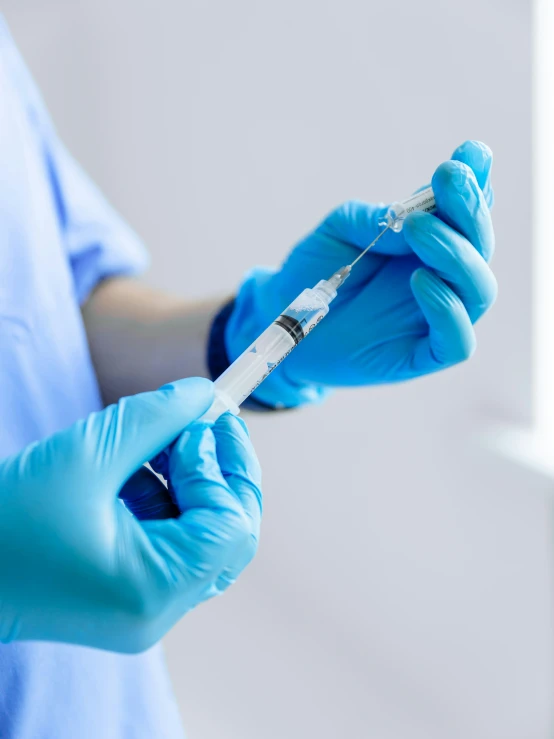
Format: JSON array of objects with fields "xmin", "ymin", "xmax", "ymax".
[
  {"xmin": 225, "ymin": 140, "xmax": 496, "ymax": 408},
  {"xmin": 0, "ymin": 378, "xmax": 262, "ymax": 653}
]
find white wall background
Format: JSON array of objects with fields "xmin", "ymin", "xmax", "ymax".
[{"xmin": 4, "ymin": 1, "xmax": 551, "ymax": 737}]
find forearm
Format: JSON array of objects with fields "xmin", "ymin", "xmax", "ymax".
[{"xmin": 82, "ymin": 277, "xmax": 226, "ymax": 404}]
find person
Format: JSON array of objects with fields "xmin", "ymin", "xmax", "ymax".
[{"xmin": 0, "ymin": 14, "xmax": 496, "ymax": 739}]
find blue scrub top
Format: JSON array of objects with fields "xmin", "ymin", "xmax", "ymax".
[{"xmin": 0, "ymin": 17, "xmax": 185, "ymax": 739}]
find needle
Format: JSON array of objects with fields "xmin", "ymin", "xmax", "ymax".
[{"xmin": 349, "ymin": 222, "xmax": 392, "ymax": 269}]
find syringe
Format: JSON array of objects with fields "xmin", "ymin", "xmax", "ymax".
[{"xmin": 201, "ymin": 186, "xmax": 436, "ymax": 423}]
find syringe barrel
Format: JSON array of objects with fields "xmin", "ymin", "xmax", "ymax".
[
  {"xmin": 387, "ymin": 186, "xmax": 436, "ymax": 232},
  {"xmin": 200, "ymin": 284, "xmax": 334, "ymax": 423},
  {"xmin": 201, "ymin": 323, "xmax": 296, "ymax": 423}
]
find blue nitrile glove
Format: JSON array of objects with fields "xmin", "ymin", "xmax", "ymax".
[
  {"xmin": 0, "ymin": 378, "xmax": 262, "ymax": 653},
  {"xmin": 225, "ymin": 140, "xmax": 496, "ymax": 408}
]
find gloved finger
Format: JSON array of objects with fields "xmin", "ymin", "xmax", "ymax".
[
  {"xmin": 174, "ymin": 417, "xmax": 261, "ymax": 586},
  {"xmin": 403, "ymin": 212, "xmax": 497, "ymax": 323},
  {"xmin": 212, "ymin": 414, "xmax": 262, "ymax": 539},
  {"xmin": 431, "ymin": 160, "xmax": 495, "ymax": 263},
  {"xmin": 450, "ymin": 139, "xmax": 494, "ymax": 208},
  {"xmin": 410, "ymin": 268, "xmax": 476, "ymax": 368},
  {"xmin": 170, "ymin": 420, "xmax": 262, "ymax": 538},
  {"xmin": 88, "ymin": 377, "xmax": 214, "ymax": 491},
  {"xmin": 150, "ymin": 422, "xmax": 258, "ymax": 591},
  {"xmin": 316, "ymin": 200, "xmax": 412, "ymax": 257},
  {"xmin": 168, "ymin": 422, "xmax": 247, "ymax": 516},
  {"xmin": 119, "ymin": 465, "xmax": 180, "ymax": 520}
]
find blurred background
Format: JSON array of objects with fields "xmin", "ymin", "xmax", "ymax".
[{"xmin": 3, "ymin": 1, "xmax": 551, "ymax": 737}]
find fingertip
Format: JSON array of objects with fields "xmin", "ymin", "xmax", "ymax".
[
  {"xmin": 213, "ymin": 415, "xmax": 255, "ymax": 462},
  {"xmin": 109, "ymin": 378, "xmax": 216, "ymax": 487},
  {"xmin": 428, "ymin": 155, "xmax": 495, "ymax": 263},
  {"xmin": 410, "ymin": 268, "xmax": 435, "ymax": 309},
  {"xmin": 214, "ymin": 412, "xmax": 250, "ymax": 439},
  {"xmin": 432, "ymin": 159, "xmax": 475, "ymax": 196},
  {"xmin": 170, "ymin": 423, "xmax": 217, "ymax": 483},
  {"xmin": 404, "ymin": 210, "xmax": 433, "ymax": 235},
  {"xmin": 157, "ymin": 378, "xmax": 215, "ymax": 424},
  {"xmin": 451, "ymin": 140, "xmax": 493, "ymax": 194},
  {"xmin": 451, "ymin": 139, "xmax": 493, "ymax": 168},
  {"xmin": 174, "ymin": 420, "xmax": 214, "ymax": 453},
  {"xmin": 159, "ymin": 377, "xmax": 214, "ymax": 405},
  {"xmin": 213, "ymin": 414, "xmax": 262, "ymax": 491},
  {"xmin": 411, "ymin": 269, "xmax": 477, "ymax": 364},
  {"xmin": 432, "ymin": 160, "xmax": 490, "ymax": 232},
  {"xmin": 168, "ymin": 423, "xmax": 224, "ymax": 510},
  {"xmin": 214, "ymin": 413, "xmax": 259, "ymax": 463},
  {"xmin": 410, "ymin": 267, "xmax": 457, "ymax": 309},
  {"xmin": 410, "ymin": 266, "xmax": 439, "ymax": 292},
  {"xmin": 235, "ymin": 415, "xmax": 251, "ymax": 437},
  {"xmin": 403, "ymin": 211, "xmax": 439, "ymax": 249},
  {"xmin": 410, "ymin": 265, "xmax": 427, "ymax": 285}
]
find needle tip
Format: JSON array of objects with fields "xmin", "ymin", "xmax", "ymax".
[{"xmin": 325, "ymin": 265, "xmax": 352, "ymax": 291}]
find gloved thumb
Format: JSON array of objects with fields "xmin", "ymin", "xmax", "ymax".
[{"xmin": 89, "ymin": 377, "xmax": 214, "ymax": 488}]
